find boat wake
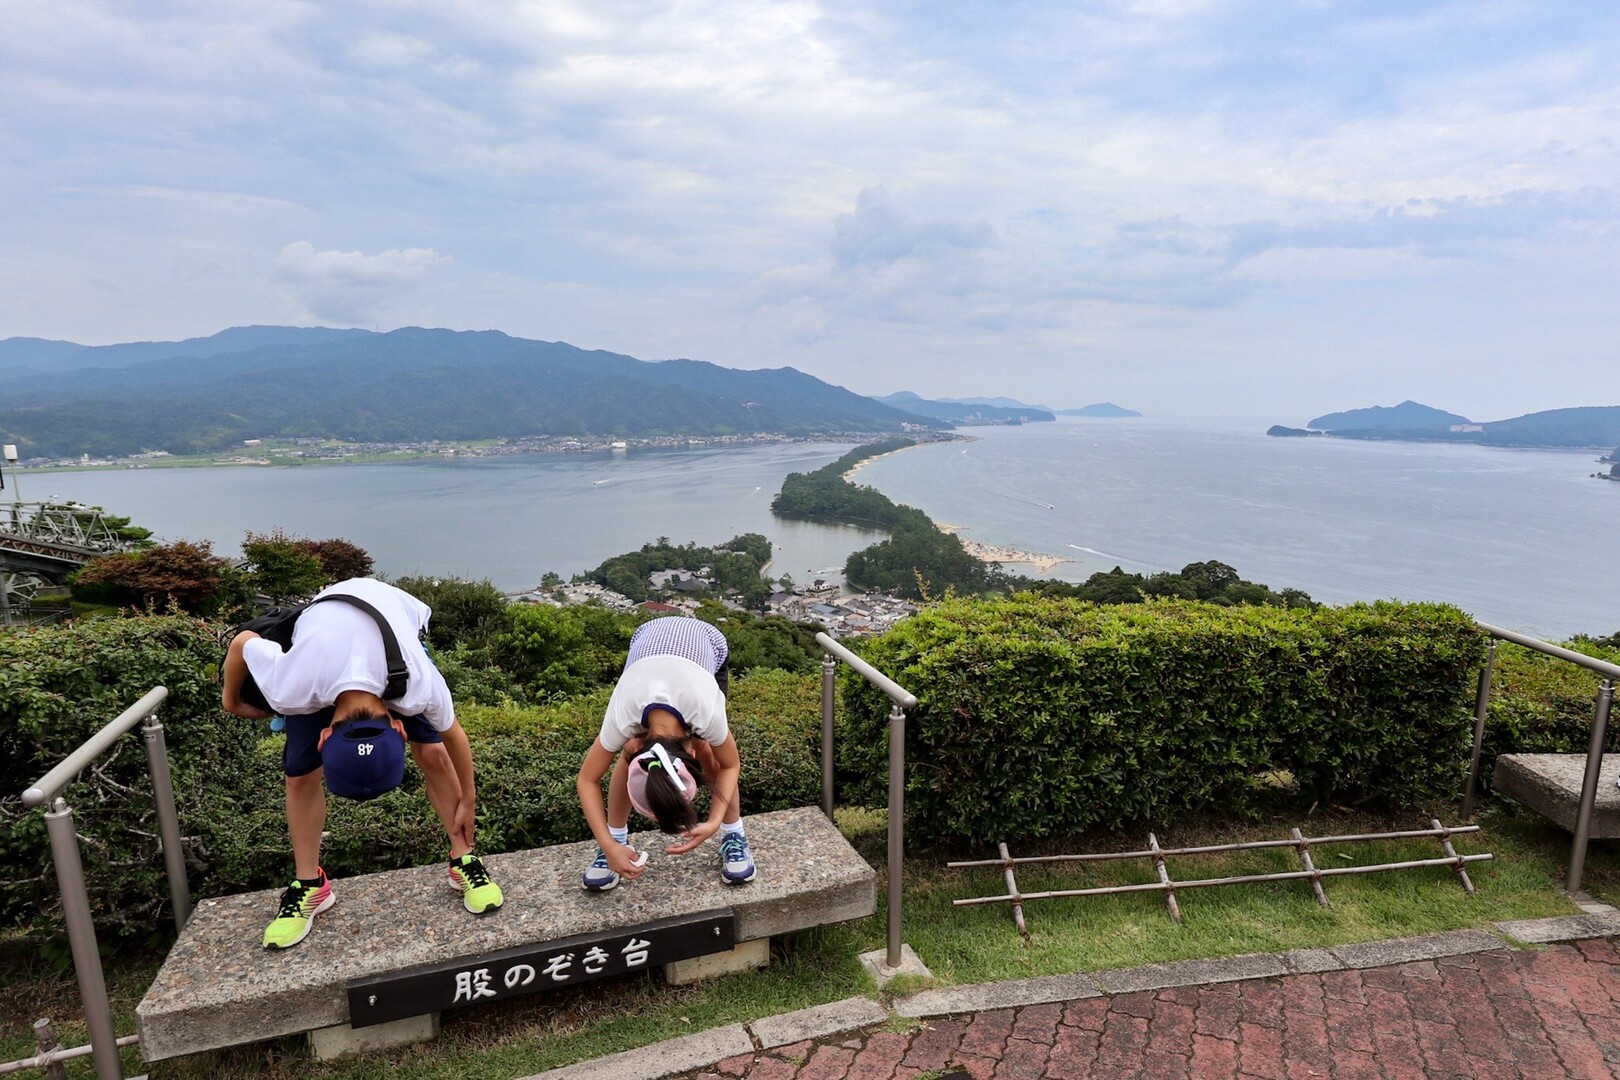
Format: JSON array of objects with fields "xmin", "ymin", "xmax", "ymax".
[{"xmin": 1067, "ymin": 544, "xmax": 1117, "ymax": 559}]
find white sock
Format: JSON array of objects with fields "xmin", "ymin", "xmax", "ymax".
[
  {"xmin": 609, "ymin": 825, "xmax": 629, "ymax": 845},
  {"xmin": 720, "ymin": 820, "xmax": 746, "ymax": 837}
]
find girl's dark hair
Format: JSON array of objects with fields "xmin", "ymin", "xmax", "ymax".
[{"xmin": 640, "ymin": 737, "xmax": 705, "ymax": 834}]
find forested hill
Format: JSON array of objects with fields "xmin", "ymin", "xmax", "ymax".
[
  {"xmin": 0, "ymin": 327, "xmax": 943, "ymax": 458},
  {"xmin": 1269, "ymin": 399, "xmax": 1620, "ymax": 449}
]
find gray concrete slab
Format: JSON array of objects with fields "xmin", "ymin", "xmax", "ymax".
[
  {"xmin": 1496, "ymin": 911, "xmax": 1620, "ymax": 943},
  {"xmin": 1328, "ymin": 929, "xmax": 1501, "ymax": 969},
  {"xmin": 1091, "ymin": 952, "xmax": 1290, "ymax": 994},
  {"xmin": 1492, "ymin": 753, "xmax": 1620, "ymax": 837},
  {"xmin": 749, "ymin": 997, "xmax": 889, "ymax": 1048},
  {"xmin": 858, "ymin": 943, "xmax": 931, "ymax": 988},
  {"xmin": 517, "ymin": 1024, "xmax": 755, "ymax": 1080},
  {"xmin": 136, "ymin": 807, "xmax": 873, "ymax": 1062},
  {"xmin": 894, "ymin": 972, "xmax": 1101, "ymax": 1018}
]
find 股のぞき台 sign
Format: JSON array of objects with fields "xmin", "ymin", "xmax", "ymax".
[{"xmin": 346, "ymin": 909, "xmax": 736, "ymax": 1027}]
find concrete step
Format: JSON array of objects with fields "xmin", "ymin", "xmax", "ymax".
[
  {"xmin": 136, "ymin": 806, "xmax": 875, "ymax": 1062},
  {"xmin": 1492, "ymin": 753, "xmax": 1620, "ymax": 837}
]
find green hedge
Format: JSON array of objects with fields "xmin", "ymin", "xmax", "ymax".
[
  {"xmin": 1475, "ymin": 639, "xmax": 1620, "ymax": 789},
  {"xmin": 0, "ymin": 615, "xmax": 822, "ymax": 943},
  {"xmin": 834, "ymin": 597, "xmax": 1487, "ymax": 843},
  {"xmin": 0, "ymin": 615, "xmax": 276, "ymax": 944}
]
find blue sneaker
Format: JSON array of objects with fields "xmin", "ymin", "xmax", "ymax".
[
  {"xmin": 719, "ymin": 831, "xmax": 756, "ymax": 885},
  {"xmin": 582, "ymin": 847, "xmax": 619, "ymax": 892}
]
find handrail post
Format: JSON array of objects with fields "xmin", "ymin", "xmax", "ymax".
[
  {"xmin": 1568, "ymin": 678, "xmax": 1615, "ymax": 895},
  {"xmin": 43, "ymin": 799, "xmax": 124, "ymax": 1080},
  {"xmin": 141, "ymin": 711, "xmax": 192, "ymax": 932},
  {"xmin": 1462, "ymin": 640, "xmax": 1498, "ymax": 819},
  {"xmin": 886, "ymin": 700, "xmax": 906, "ymax": 968},
  {"xmin": 821, "ymin": 654, "xmax": 837, "ymax": 820}
]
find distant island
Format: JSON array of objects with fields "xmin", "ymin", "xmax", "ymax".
[
  {"xmin": 1057, "ymin": 402, "xmax": 1142, "ymax": 418},
  {"xmin": 875, "ymin": 391, "xmax": 1053, "ymax": 425},
  {"xmin": 925, "ymin": 396, "xmax": 1142, "ymax": 418},
  {"xmin": 1266, "ymin": 399, "xmax": 1620, "ymax": 450}
]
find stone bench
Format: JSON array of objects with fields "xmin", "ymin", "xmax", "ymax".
[
  {"xmin": 136, "ymin": 806, "xmax": 874, "ymax": 1062},
  {"xmin": 1492, "ymin": 753, "xmax": 1620, "ymax": 838}
]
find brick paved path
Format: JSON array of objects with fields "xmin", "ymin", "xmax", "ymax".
[{"xmin": 679, "ymin": 939, "xmax": 1620, "ymax": 1079}]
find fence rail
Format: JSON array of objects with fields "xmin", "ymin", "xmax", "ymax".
[
  {"xmin": 14, "ymin": 686, "xmax": 182, "ymax": 1080},
  {"xmin": 1465, "ymin": 623, "xmax": 1618, "ymax": 895},
  {"xmin": 816, "ymin": 632, "xmax": 916, "ymax": 971},
  {"xmin": 950, "ymin": 820, "xmax": 1488, "ymax": 928}
]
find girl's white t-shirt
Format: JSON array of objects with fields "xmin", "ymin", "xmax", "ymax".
[{"xmin": 598, "ymin": 654, "xmax": 728, "ymax": 751}]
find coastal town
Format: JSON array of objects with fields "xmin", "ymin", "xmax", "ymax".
[{"xmin": 512, "ymin": 571, "xmax": 923, "ymax": 639}]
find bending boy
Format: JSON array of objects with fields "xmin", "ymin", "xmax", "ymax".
[{"xmin": 222, "ymin": 576, "xmax": 503, "ymax": 949}]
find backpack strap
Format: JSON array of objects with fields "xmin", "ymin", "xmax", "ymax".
[{"xmin": 308, "ymin": 593, "xmax": 410, "ymax": 701}]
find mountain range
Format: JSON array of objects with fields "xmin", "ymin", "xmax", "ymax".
[{"xmin": 0, "ymin": 327, "xmax": 946, "ymax": 459}]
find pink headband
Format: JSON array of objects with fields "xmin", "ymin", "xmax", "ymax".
[{"xmin": 626, "ymin": 744, "xmax": 697, "ymax": 820}]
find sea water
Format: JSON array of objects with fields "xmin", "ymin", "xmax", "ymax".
[
  {"xmin": 852, "ymin": 419, "xmax": 1617, "ymax": 639},
  {"xmin": 25, "ymin": 420, "xmax": 1618, "ymax": 637},
  {"xmin": 25, "ymin": 442, "xmax": 883, "ymax": 591}
]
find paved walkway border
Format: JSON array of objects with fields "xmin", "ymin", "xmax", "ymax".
[{"xmin": 518, "ymin": 907, "xmax": 1620, "ymax": 1080}]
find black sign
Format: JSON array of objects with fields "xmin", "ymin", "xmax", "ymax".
[{"xmin": 346, "ymin": 909, "xmax": 736, "ymax": 1027}]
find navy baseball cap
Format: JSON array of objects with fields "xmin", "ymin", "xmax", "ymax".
[{"xmin": 321, "ymin": 719, "xmax": 405, "ymax": 801}]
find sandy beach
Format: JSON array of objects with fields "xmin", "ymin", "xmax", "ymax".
[
  {"xmin": 960, "ymin": 539, "xmax": 1071, "ymax": 573},
  {"xmin": 936, "ymin": 522, "xmax": 1070, "ymax": 573}
]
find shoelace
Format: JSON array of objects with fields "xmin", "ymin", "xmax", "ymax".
[
  {"xmin": 720, "ymin": 833, "xmax": 748, "ymax": 863},
  {"xmin": 456, "ymin": 857, "xmax": 492, "ymax": 888},
  {"xmin": 276, "ymin": 881, "xmax": 317, "ymax": 918}
]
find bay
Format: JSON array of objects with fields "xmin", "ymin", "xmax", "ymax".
[
  {"xmin": 23, "ymin": 420, "xmax": 1618, "ymax": 639},
  {"xmin": 851, "ymin": 419, "xmax": 1618, "ymax": 639},
  {"xmin": 25, "ymin": 443, "xmax": 883, "ymax": 591}
]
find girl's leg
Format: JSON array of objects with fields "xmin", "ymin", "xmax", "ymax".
[{"xmin": 607, "ymin": 751, "xmax": 633, "ymax": 831}]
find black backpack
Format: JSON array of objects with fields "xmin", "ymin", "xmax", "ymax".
[{"xmin": 229, "ymin": 593, "xmax": 411, "ymax": 713}]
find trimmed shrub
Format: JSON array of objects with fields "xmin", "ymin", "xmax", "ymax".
[{"xmin": 834, "ymin": 596, "xmax": 1486, "ymax": 843}]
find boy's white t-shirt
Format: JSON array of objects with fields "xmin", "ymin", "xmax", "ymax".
[
  {"xmin": 598, "ymin": 655, "xmax": 728, "ymax": 751},
  {"xmin": 240, "ymin": 578, "xmax": 455, "ymax": 730}
]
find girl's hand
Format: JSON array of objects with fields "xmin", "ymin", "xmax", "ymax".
[
  {"xmin": 665, "ymin": 819, "xmax": 720, "ymax": 855},
  {"xmin": 608, "ymin": 841, "xmax": 647, "ymax": 880}
]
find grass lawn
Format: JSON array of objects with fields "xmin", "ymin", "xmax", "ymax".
[{"xmin": 2, "ymin": 800, "xmax": 1615, "ymax": 1079}]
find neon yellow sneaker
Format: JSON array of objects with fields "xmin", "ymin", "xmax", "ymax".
[
  {"xmin": 263, "ymin": 870, "xmax": 334, "ymax": 950},
  {"xmin": 448, "ymin": 854, "xmax": 503, "ymax": 915}
]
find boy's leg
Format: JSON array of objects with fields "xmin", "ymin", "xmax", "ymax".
[
  {"xmin": 408, "ymin": 738, "xmax": 466, "ymax": 856},
  {"xmin": 266, "ymin": 712, "xmax": 336, "ymax": 949},
  {"xmin": 403, "ymin": 717, "xmax": 502, "ymax": 914},
  {"xmin": 282, "ymin": 710, "xmax": 332, "ymax": 879},
  {"xmin": 286, "ymin": 771, "xmax": 328, "ymax": 879}
]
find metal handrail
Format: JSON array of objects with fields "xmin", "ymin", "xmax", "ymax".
[
  {"xmin": 17, "ymin": 685, "xmax": 187, "ymax": 1080},
  {"xmin": 1477, "ymin": 623, "xmax": 1620, "ymax": 680},
  {"xmin": 1464, "ymin": 623, "xmax": 1618, "ymax": 895},
  {"xmin": 815, "ymin": 632, "xmax": 917, "ymax": 971}
]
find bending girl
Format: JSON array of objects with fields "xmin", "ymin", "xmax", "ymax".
[{"xmin": 575, "ymin": 616, "xmax": 755, "ymax": 890}]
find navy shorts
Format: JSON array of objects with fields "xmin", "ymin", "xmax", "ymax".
[{"xmin": 282, "ymin": 706, "xmax": 443, "ymax": 778}]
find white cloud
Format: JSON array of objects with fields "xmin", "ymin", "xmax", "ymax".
[
  {"xmin": 269, "ymin": 242, "xmax": 448, "ymax": 325},
  {"xmin": 1, "ymin": 1, "xmax": 1618, "ymax": 415}
]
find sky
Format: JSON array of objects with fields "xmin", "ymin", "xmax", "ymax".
[{"xmin": 3, "ymin": 1, "xmax": 1618, "ymax": 422}]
